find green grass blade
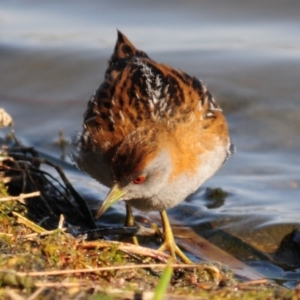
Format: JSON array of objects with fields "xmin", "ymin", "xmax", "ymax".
[{"xmin": 153, "ymin": 260, "xmax": 173, "ymax": 300}]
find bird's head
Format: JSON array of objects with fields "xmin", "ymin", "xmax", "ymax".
[{"xmin": 94, "ymin": 127, "xmax": 172, "ymax": 218}]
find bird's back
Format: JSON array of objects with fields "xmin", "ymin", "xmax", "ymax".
[{"xmin": 73, "ymin": 31, "xmax": 232, "ymax": 189}]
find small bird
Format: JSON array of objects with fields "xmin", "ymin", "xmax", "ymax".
[{"xmin": 73, "ymin": 31, "xmax": 234, "ymax": 263}]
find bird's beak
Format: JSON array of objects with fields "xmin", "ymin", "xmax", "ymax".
[{"xmin": 94, "ymin": 183, "xmax": 127, "ymax": 219}]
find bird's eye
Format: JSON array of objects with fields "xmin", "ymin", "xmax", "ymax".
[{"xmin": 132, "ymin": 175, "xmax": 146, "ymax": 184}]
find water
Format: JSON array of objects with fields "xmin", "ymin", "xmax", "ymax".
[{"xmin": 1, "ymin": 0, "xmax": 300, "ymax": 286}]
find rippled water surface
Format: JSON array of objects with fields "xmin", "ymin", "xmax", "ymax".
[{"xmin": 1, "ymin": 0, "xmax": 300, "ymax": 286}]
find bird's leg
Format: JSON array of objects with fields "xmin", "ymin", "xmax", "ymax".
[
  {"xmin": 157, "ymin": 210, "xmax": 192, "ymax": 264},
  {"xmin": 124, "ymin": 204, "xmax": 139, "ymax": 245},
  {"xmin": 125, "ymin": 205, "xmax": 162, "ymax": 247}
]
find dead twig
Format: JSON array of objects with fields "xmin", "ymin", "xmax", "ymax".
[
  {"xmin": 9, "ymin": 262, "xmax": 215, "ymax": 277},
  {"xmin": 81, "ymin": 226, "xmax": 157, "ymax": 239},
  {"xmin": 58, "ymin": 214, "xmax": 65, "ymax": 229},
  {"xmin": 0, "ymin": 191, "xmax": 40, "ymax": 203},
  {"xmin": 4, "ymin": 290, "xmax": 26, "ymax": 300},
  {"xmin": 237, "ymin": 279, "xmax": 270, "ymax": 287},
  {"xmin": 26, "ymin": 287, "xmax": 47, "ymax": 300},
  {"xmin": 22, "ymin": 228, "xmax": 67, "ymax": 239},
  {"xmin": 80, "ymin": 240, "xmax": 171, "ymax": 263}
]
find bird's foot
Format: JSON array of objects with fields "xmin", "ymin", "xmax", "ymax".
[
  {"xmin": 156, "ymin": 233, "xmax": 192, "ymax": 264},
  {"xmin": 158, "ymin": 210, "xmax": 193, "ymax": 264}
]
